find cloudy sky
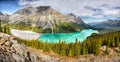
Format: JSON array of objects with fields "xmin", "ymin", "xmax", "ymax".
[{"xmin": 0, "ymin": 0, "xmax": 120, "ymax": 23}]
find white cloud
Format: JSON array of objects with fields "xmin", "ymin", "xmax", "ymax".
[
  {"xmin": 18, "ymin": 0, "xmax": 120, "ymax": 21},
  {"xmin": 103, "ymin": 9, "xmax": 120, "ymax": 16}
]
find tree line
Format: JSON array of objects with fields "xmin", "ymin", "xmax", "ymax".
[
  {"xmin": 19, "ymin": 31, "xmax": 120, "ymax": 57},
  {"xmin": 0, "ymin": 19, "xmax": 10, "ymax": 34},
  {"xmin": 0, "ymin": 19, "xmax": 120, "ymax": 57}
]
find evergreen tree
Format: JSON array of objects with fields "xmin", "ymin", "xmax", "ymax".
[
  {"xmin": 4, "ymin": 25, "xmax": 6, "ymax": 33},
  {"xmin": 18, "ymin": 31, "xmax": 120, "ymax": 57},
  {"xmin": 59, "ymin": 42, "xmax": 67, "ymax": 56},
  {"xmin": 114, "ymin": 37, "xmax": 119, "ymax": 47},
  {"xmin": 74, "ymin": 40, "xmax": 81, "ymax": 56},
  {"xmin": 0, "ymin": 19, "xmax": 2, "ymax": 32},
  {"xmin": 81, "ymin": 43, "xmax": 87, "ymax": 55},
  {"xmin": 6, "ymin": 22, "xmax": 10, "ymax": 34},
  {"xmin": 93, "ymin": 40, "xmax": 101, "ymax": 55},
  {"xmin": 68, "ymin": 48, "xmax": 73, "ymax": 57}
]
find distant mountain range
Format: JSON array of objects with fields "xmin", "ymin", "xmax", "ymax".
[
  {"xmin": 89, "ymin": 20, "xmax": 120, "ymax": 34},
  {"xmin": 90, "ymin": 20, "xmax": 120, "ymax": 29},
  {"xmin": 9, "ymin": 6, "xmax": 91, "ymax": 33}
]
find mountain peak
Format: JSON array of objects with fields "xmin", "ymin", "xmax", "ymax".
[
  {"xmin": 36, "ymin": 6, "xmax": 51, "ymax": 12},
  {"xmin": 15, "ymin": 6, "xmax": 55, "ymax": 15},
  {"xmin": 10, "ymin": 6, "xmax": 91, "ymax": 33}
]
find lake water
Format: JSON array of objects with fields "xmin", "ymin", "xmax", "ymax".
[{"xmin": 39, "ymin": 29, "xmax": 99, "ymax": 43}]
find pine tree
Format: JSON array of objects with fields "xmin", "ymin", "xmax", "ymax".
[
  {"xmin": 4, "ymin": 25, "xmax": 6, "ymax": 33},
  {"xmin": 93, "ymin": 40, "xmax": 101, "ymax": 55},
  {"xmin": 74, "ymin": 40, "xmax": 81, "ymax": 56},
  {"xmin": 0, "ymin": 19, "xmax": 2, "ymax": 32},
  {"xmin": 68, "ymin": 48, "xmax": 73, "ymax": 57},
  {"xmin": 81, "ymin": 43, "xmax": 87, "ymax": 55},
  {"xmin": 59, "ymin": 42, "xmax": 66, "ymax": 56},
  {"xmin": 114, "ymin": 37, "xmax": 119, "ymax": 47},
  {"xmin": 6, "ymin": 22, "xmax": 10, "ymax": 34}
]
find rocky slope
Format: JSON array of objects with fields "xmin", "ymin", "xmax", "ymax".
[
  {"xmin": 0, "ymin": 33, "xmax": 120, "ymax": 62},
  {"xmin": 9, "ymin": 6, "xmax": 91, "ymax": 33},
  {"xmin": 0, "ymin": 33, "xmax": 39, "ymax": 62},
  {"xmin": 0, "ymin": 12, "xmax": 9, "ymax": 23}
]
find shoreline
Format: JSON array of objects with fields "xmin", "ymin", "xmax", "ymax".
[{"xmin": 10, "ymin": 28, "xmax": 41, "ymax": 40}]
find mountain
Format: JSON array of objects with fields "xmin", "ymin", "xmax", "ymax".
[
  {"xmin": 89, "ymin": 20, "xmax": 120, "ymax": 34},
  {"xmin": 0, "ymin": 12, "xmax": 3, "ymax": 15},
  {"xmin": 0, "ymin": 12, "xmax": 9, "ymax": 23},
  {"xmin": 9, "ymin": 6, "xmax": 91, "ymax": 33},
  {"xmin": 90, "ymin": 20, "xmax": 120, "ymax": 29}
]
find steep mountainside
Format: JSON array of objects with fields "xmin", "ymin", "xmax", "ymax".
[{"xmin": 10, "ymin": 6, "xmax": 91, "ymax": 33}]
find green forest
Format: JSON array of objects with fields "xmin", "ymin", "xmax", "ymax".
[
  {"xmin": 19, "ymin": 31, "xmax": 120, "ymax": 57},
  {"xmin": 0, "ymin": 19, "xmax": 120, "ymax": 57},
  {"xmin": 0, "ymin": 19, "xmax": 10, "ymax": 34}
]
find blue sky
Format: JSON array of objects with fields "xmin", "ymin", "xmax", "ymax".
[
  {"xmin": 0, "ymin": 0, "xmax": 120, "ymax": 23},
  {"xmin": 0, "ymin": 0, "xmax": 21, "ymax": 14}
]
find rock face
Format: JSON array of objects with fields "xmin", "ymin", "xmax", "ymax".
[
  {"xmin": 9, "ymin": 6, "xmax": 91, "ymax": 33},
  {"xmin": 0, "ymin": 33, "xmax": 38, "ymax": 62},
  {"xmin": 10, "ymin": 6, "xmax": 83, "ymax": 25}
]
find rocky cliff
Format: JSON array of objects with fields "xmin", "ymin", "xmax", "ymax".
[{"xmin": 0, "ymin": 33, "xmax": 38, "ymax": 62}]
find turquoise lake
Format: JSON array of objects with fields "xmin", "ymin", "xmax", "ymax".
[{"xmin": 39, "ymin": 29, "xmax": 99, "ymax": 43}]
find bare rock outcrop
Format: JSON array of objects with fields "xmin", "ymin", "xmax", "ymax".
[{"xmin": 0, "ymin": 33, "xmax": 38, "ymax": 62}]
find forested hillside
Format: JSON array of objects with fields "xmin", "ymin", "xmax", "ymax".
[
  {"xmin": 0, "ymin": 19, "xmax": 120, "ymax": 57},
  {"xmin": 0, "ymin": 19, "xmax": 10, "ymax": 34},
  {"xmin": 19, "ymin": 31, "xmax": 120, "ymax": 57}
]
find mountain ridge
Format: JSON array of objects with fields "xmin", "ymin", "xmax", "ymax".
[
  {"xmin": 90, "ymin": 20, "xmax": 120, "ymax": 29},
  {"xmin": 10, "ymin": 6, "xmax": 91, "ymax": 33},
  {"xmin": 89, "ymin": 20, "xmax": 120, "ymax": 34}
]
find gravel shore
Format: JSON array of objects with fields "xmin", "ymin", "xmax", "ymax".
[{"xmin": 10, "ymin": 28, "xmax": 41, "ymax": 40}]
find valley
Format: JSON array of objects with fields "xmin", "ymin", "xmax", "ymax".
[
  {"xmin": 10, "ymin": 28, "xmax": 98, "ymax": 43},
  {"xmin": 0, "ymin": 1, "xmax": 120, "ymax": 62}
]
